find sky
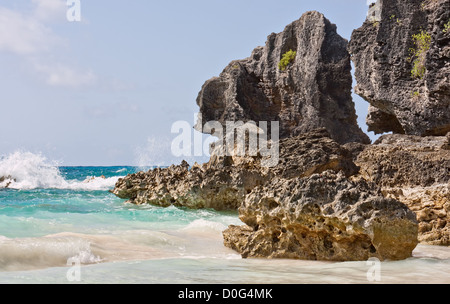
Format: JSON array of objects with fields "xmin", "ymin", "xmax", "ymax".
[{"xmin": 0, "ymin": 0, "xmax": 378, "ymax": 166}]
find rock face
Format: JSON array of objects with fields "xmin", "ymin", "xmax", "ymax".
[
  {"xmin": 195, "ymin": 11, "xmax": 370, "ymax": 145},
  {"xmin": 267, "ymin": 129, "xmax": 359, "ymax": 179},
  {"xmin": 112, "ymin": 129, "xmax": 359, "ymax": 211},
  {"xmin": 223, "ymin": 171, "xmax": 419, "ymax": 261},
  {"xmin": 349, "ymin": 0, "xmax": 450, "ymax": 136},
  {"xmin": 356, "ymin": 134, "xmax": 450, "ymax": 188},
  {"xmin": 383, "ymin": 185, "xmax": 449, "ymax": 246},
  {"xmin": 355, "ymin": 134, "xmax": 450, "ymax": 245}
]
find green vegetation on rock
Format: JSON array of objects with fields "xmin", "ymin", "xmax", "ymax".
[
  {"xmin": 408, "ymin": 30, "xmax": 431, "ymax": 79},
  {"xmin": 278, "ymin": 49, "xmax": 297, "ymax": 71},
  {"xmin": 443, "ymin": 20, "xmax": 450, "ymax": 33}
]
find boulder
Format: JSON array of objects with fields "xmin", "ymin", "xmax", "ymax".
[{"xmin": 223, "ymin": 171, "xmax": 419, "ymax": 261}]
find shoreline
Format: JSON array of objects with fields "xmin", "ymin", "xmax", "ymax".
[{"xmin": 0, "ymin": 242, "xmax": 449, "ymax": 284}]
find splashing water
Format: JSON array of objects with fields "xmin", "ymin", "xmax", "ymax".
[{"xmin": 0, "ymin": 151, "xmax": 120, "ymax": 190}]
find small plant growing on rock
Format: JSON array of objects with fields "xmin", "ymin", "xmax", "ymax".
[
  {"xmin": 421, "ymin": 1, "xmax": 427, "ymax": 10},
  {"xmin": 443, "ymin": 20, "xmax": 450, "ymax": 33},
  {"xmin": 408, "ymin": 29, "xmax": 431, "ymax": 79},
  {"xmin": 278, "ymin": 49, "xmax": 297, "ymax": 71},
  {"xmin": 390, "ymin": 15, "xmax": 402, "ymax": 25}
]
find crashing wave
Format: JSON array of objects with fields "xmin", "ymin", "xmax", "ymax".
[{"xmin": 0, "ymin": 151, "xmax": 121, "ymax": 190}]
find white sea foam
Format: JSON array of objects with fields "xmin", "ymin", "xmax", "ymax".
[
  {"xmin": 0, "ymin": 151, "xmax": 120, "ymax": 190},
  {"xmin": 181, "ymin": 219, "xmax": 228, "ymax": 233},
  {"xmin": 0, "ymin": 235, "xmax": 103, "ymax": 271},
  {"xmin": 0, "ymin": 232, "xmax": 173, "ymax": 272},
  {"xmin": 74, "ymin": 176, "xmax": 121, "ymax": 191}
]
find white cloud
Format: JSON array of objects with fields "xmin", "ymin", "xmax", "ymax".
[
  {"xmin": 0, "ymin": 7, "xmax": 59, "ymax": 54},
  {"xmin": 32, "ymin": 0, "xmax": 67, "ymax": 22},
  {"xmin": 0, "ymin": 1, "xmax": 96, "ymax": 88},
  {"xmin": 109, "ymin": 78, "xmax": 137, "ymax": 91},
  {"xmin": 118, "ymin": 101, "xmax": 139, "ymax": 113},
  {"xmin": 33, "ymin": 62, "xmax": 97, "ymax": 87},
  {"xmin": 83, "ymin": 101, "xmax": 140, "ymax": 119}
]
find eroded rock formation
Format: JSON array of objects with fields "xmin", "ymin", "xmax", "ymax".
[
  {"xmin": 349, "ymin": 0, "xmax": 450, "ymax": 136},
  {"xmin": 112, "ymin": 129, "xmax": 359, "ymax": 211},
  {"xmin": 195, "ymin": 11, "xmax": 370, "ymax": 145},
  {"xmin": 355, "ymin": 133, "xmax": 450, "ymax": 245},
  {"xmin": 223, "ymin": 171, "xmax": 419, "ymax": 261}
]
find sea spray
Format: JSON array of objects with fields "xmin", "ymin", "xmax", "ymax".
[
  {"xmin": 0, "ymin": 151, "xmax": 122, "ymax": 190},
  {"xmin": 0, "ymin": 151, "xmax": 65, "ymax": 190}
]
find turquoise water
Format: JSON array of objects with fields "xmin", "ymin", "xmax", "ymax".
[{"xmin": 0, "ymin": 152, "xmax": 449, "ymax": 284}]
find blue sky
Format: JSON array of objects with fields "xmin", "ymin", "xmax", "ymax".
[{"xmin": 0, "ymin": 0, "xmax": 376, "ymax": 166}]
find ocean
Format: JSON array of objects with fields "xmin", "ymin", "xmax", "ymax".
[{"xmin": 0, "ymin": 151, "xmax": 449, "ymax": 284}]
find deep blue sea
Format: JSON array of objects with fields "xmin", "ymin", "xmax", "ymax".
[{"xmin": 0, "ymin": 152, "xmax": 449, "ymax": 284}]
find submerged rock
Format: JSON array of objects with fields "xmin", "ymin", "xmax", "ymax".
[
  {"xmin": 0, "ymin": 176, "xmax": 15, "ymax": 188},
  {"xmin": 223, "ymin": 171, "xmax": 419, "ymax": 261},
  {"xmin": 195, "ymin": 11, "xmax": 370, "ymax": 145},
  {"xmin": 349, "ymin": 0, "xmax": 450, "ymax": 136}
]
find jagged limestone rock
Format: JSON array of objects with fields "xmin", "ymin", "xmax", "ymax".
[
  {"xmin": 112, "ymin": 129, "xmax": 359, "ymax": 210},
  {"xmin": 355, "ymin": 134, "xmax": 450, "ymax": 245},
  {"xmin": 223, "ymin": 171, "xmax": 419, "ymax": 261},
  {"xmin": 349, "ymin": 0, "xmax": 450, "ymax": 136},
  {"xmin": 195, "ymin": 11, "xmax": 370, "ymax": 145}
]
